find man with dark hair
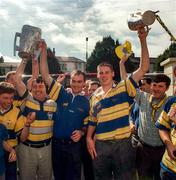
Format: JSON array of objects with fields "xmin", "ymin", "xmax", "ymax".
[
  {"xmin": 139, "ymin": 77, "xmax": 152, "ymax": 93},
  {"xmin": 135, "ymin": 74, "xmax": 171, "ymax": 180},
  {"xmin": 88, "ymin": 81, "xmax": 100, "ymax": 96},
  {"xmin": 156, "ymin": 94, "xmax": 176, "ymax": 179},
  {"xmin": 15, "ymin": 58, "xmax": 57, "ymax": 180},
  {"xmin": 40, "ymin": 41, "xmax": 90, "ymax": 180},
  {"xmin": 0, "ymin": 82, "xmax": 34, "ymax": 180},
  {"xmin": 5, "ymin": 70, "xmax": 28, "ymax": 109}
]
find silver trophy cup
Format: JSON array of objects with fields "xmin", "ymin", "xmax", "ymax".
[
  {"xmin": 127, "ymin": 10, "xmax": 156, "ymax": 31},
  {"xmin": 14, "ymin": 25, "xmax": 42, "ymax": 58}
]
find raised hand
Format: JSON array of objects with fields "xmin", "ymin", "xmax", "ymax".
[
  {"xmin": 25, "ymin": 112, "xmax": 36, "ymax": 126},
  {"xmin": 138, "ymin": 26, "xmax": 150, "ymax": 40},
  {"xmin": 57, "ymin": 74, "xmax": 66, "ymax": 84},
  {"xmin": 168, "ymin": 106, "xmax": 176, "ymax": 124}
]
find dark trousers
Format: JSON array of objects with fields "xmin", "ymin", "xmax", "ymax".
[
  {"xmin": 52, "ymin": 138, "xmax": 82, "ymax": 180},
  {"xmin": 136, "ymin": 141, "xmax": 165, "ymax": 180},
  {"xmin": 160, "ymin": 167, "xmax": 176, "ymax": 180},
  {"xmin": 93, "ymin": 138, "xmax": 136, "ymax": 180},
  {"xmin": 81, "ymin": 136, "xmax": 94, "ymax": 180},
  {"xmin": 4, "ymin": 152, "xmax": 17, "ymax": 180}
]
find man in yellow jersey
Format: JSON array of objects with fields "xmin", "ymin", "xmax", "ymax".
[
  {"xmin": 86, "ymin": 27, "xmax": 150, "ymax": 180},
  {"xmin": 0, "ymin": 82, "xmax": 34, "ymax": 180},
  {"xmin": 156, "ymin": 97, "xmax": 176, "ymax": 179},
  {"xmin": 14, "ymin": 57, "xmax": 57, "ymax": 180}
]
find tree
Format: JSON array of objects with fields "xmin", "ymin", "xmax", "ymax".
[
  {"xmin": 155, "ymin": 43, "xmax": 176, "ymax": 72},
  {"xmin": 0, "ymin": 56, "xmax": 4, "ymax": 63},
  {"xmin": 0, "ymin": 56, "xmax": 5, "ymax": 76},
  {"xmin": 24, "ymin": 48, "xmax": 60, "ymax": 75},
  {"xmin": 86, "ymin": 36, "xmax": 135, "ymax": 82}
]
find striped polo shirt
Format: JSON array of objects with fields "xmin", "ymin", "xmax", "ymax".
[
  {"xmin": 156, "ymin": 96, "xmax": 176, "ymax": 175},
  {"xmin": 89, "ymin": 77, "xmax": 137, "ymax": 140},
  {"xmin": 0, "ymin": 105, "xmax": 25, "ymax": 147},
  {"xmin": 23, "ymin": 93, "xmax": 57, "ymax": 144}
]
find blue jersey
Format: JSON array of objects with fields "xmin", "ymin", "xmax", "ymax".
[
  {"xmin": 49, "ymin": 80, "xmax": 90, "ymax": 139},
  {"xmin": 0, "ymin": 123, "xmax": 8, "ymax": 176}
]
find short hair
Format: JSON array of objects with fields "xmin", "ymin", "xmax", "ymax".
[
  {"xmin": 89, "ymin": 81, "xmax": 100, "ymax": 87},
  {"xmin": 5, "ymin": 71, "xmax": 16, "ymax": 81},
  {"xmin": 152, "ymin": 74, "xmax": 171, "ymax": 88},
  {"xmin": 32, "ymin": 77, "xmax": 44, "ymax": 84},
  {"xmin": 71, "ymin": 70, "xmax": 86, "ymax": 82},
  {"xmin": 0, "ymin": 82, "xmax": 15, "ymax": 95},
  {"xmin": 97, "ymin": 62, "xmax": 114, "ymax": 72},
  {"xmin": 142, "ymin": 77, "xmax": 152, "ymax": 85}
]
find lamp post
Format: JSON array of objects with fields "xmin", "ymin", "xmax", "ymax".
[{"xmin": 86, "ymin": 37, "xmax": 88, "ymax": 61}]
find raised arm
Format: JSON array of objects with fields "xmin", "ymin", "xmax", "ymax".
[
  {"xmin": 119, "ymin": 55, "xmax": 128, "ymax": 81},
  {"xmin": 132, "ymin": 27, "xmax": 150, "ymax": 82},
  {"xmin": 39, "ymin": 40, "xmax": 53, "ymax": 87},
  {"xmin": 32, "ymin": 57, "xmax": 39, "ymax": 79},
  {"xmin": 26, "ymin": 58, "xmax": 40, "ymax": 91},
  {"xmin": 14, "ymin": 58, "xmax": 28, "ymax": 96}
]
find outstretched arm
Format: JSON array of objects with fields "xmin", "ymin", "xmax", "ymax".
[
  {"xmin": 39, "ymin": 40, "xmax": 53, "ymax": 88},
  {"xmin": 132, "ymin": 27, "xmax": 150, "ymax": 82},
  {"xmin": 26, "ymin": 57, "xmax": 40, "ymax": 91},
  {"xmin": 14, "ymin": 58, "xmax": 28, "ymax": 96}
]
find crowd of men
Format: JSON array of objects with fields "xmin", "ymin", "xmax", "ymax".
[{"xmin": 0, "ymin": 26, "xmax": 176, "ymax": 180}]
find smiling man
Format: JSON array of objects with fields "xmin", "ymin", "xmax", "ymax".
[
  {"xmin": 14, "ymin": 58, "xmax": 57, "ymax": 180},
  {"xmin": 86, "ymin": 27, "xmax": 150, "ymax": 180},
  {"xmin": 39, "ymin": 40, "xmax": 90, "ymax": 180},
  {"xmin": 135, "ymin": 74, "xmax": 171, "ymax": 180}
]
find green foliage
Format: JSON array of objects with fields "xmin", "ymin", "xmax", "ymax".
[
  {"xmin": 86, "ymin": 36, "xmax": 135, "ymax": 82},
  {"xmin": 155, "ymin": 43, "xmax": 176, "ymax": 72}
]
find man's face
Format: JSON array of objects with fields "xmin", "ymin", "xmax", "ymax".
[
  {"xmin": 82, "ymin": 80, "xmax": 91, "ymax": 96},
  {"xmin": 31, "ymin": 80, "xmax": 46, "ymax": 101},
  {"xmin": 6, "ymin": 74, "xmax": 16, "ymax": 87},
  {"xmin": 150, "ymin": 82, "xmax": 168, "ymax": 99},
  {"xmin": 0, "ymin": 93, "xmax": 14, "ymax": 110},
  {"xmin": 140, "ymin": 80, "xmax": 151, "ymax": 93},
  {"xmin": 97, "ymin": 66, "xmax": 114, "ymax": 87},
  {"xmin": 88, "ymin": 84, "xmax": 99, "ymax": 96},
  {"xmin": 70, "ymin": 74, "xmax": 85, "ymax": 94}
]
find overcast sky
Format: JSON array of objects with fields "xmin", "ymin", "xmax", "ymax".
[{"xmin": 0, "ymin": 0, "xmax": 176, "ymax": 62}]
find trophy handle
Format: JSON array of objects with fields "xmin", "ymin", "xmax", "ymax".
[{"xmin": 14, "ymin": 32, "xmax": 21, "ymax": 56}]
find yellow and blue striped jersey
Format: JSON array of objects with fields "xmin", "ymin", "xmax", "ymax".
[
  {"xmin": 0, "ymin": 105, "xmax": 25, "ymax": 147},
  {"xmin": 13, "ymin": 90, "xmax": 28, "ymax": 109},
  {"xmin": 23, "ymin": 93, "xmax": 57, "ymax": 144},
  {"xmin": 89, "ymin": 77, "xmax": 137, "ymax": 140},
  {"xmin": 156, "ymin": 97, "xmax": 176, "ymax": 174}
]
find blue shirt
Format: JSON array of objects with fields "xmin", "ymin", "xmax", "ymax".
[
  {"xmin": 49, "ymin": 80, "xmax": 90, "ymax": 139},
  {"xmin": 0, "ymin": 123, "xmax": 8, "ymax": 175},
  {"xmin": 0, "ymin": 124, "xmax": 7, "ymax": 157}
]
